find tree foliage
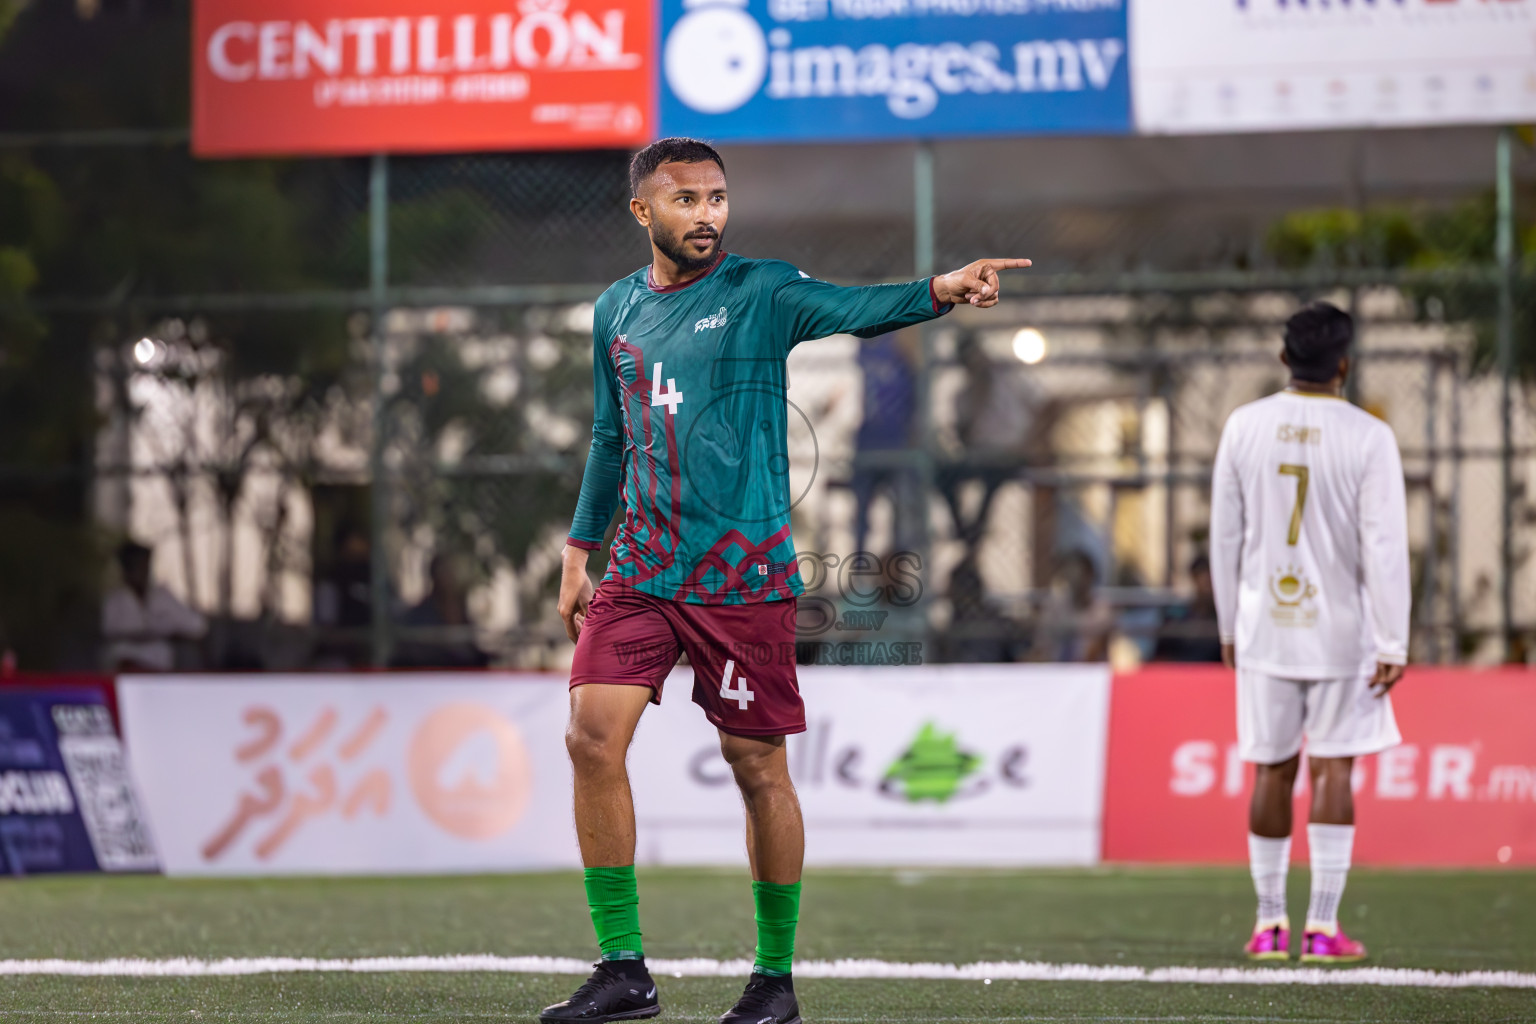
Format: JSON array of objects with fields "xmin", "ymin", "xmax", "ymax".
[
  {"xmin": 0, "ymin": 0, "xmax": 362, "ymax": 665},
  {"xmin": 1268, "ymin": 190, "xmax": 1536, "ymax": 378},
  {"xmin": 0, "ymin": 0, "xmax": 600, "ymax": 665}
]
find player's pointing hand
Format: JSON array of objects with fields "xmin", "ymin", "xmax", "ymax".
[{"xmin": 933, "ymin": 258, "xmax": 1032, "ymax": 309}]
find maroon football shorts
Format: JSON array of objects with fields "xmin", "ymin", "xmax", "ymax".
[{"xmin": 569, "ymin": 581, "xmax": 806, "ymax": 738}]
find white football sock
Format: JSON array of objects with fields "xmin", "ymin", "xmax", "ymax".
[
  {"xmin": 1248, "ymin": 833, "xmax": 1291, "ymax": 926},
  {"xmin": 1306, "ymin": 823, "xmax": 1355, "ymax": 932}
]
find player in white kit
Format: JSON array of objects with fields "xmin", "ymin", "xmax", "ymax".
[{"xmin": 1210, "ymin": 302, "xmax": 1409, "ymax": 964}]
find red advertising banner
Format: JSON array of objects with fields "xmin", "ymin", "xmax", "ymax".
[
  {"xmin": 1103, "ymin": 665, "xmax": 1536, "ymax": 867},
  {"xmin": 192, "ymin": 0, "xmax": 653, "ymax": 157}
]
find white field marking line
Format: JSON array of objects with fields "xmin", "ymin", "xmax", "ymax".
[
  {"xmin": 0, "ymin": 1018, "xmax": 1397, "ymax": 1024},
  {"xmin": 0, "ymin": 1017, "xmax": 1393, "ymax": 1024},
  {"xmin": 0, "ymin": 956, "xmax": 1531, "ymax": 990}
]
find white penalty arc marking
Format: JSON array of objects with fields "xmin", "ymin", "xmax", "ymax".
[{"xmin": 0, "ymin": 956, "xmax": 1530, "ymax": 990}]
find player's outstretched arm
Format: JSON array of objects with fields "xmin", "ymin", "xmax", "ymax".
[
  {"xmin": 933, "ymin": 258, "xmax": 1033, "ymax": 309},
  {"xmin": 772, "ymin": 256, "xmax": 1032, "ymax": 348}
]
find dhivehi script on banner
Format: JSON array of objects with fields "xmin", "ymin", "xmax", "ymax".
[{"xmin": 118, "ymin": 674, "xmax": 580, "ymax": 876}]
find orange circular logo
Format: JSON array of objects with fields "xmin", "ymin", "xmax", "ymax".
[{"xmin": 407, "ymin": 703, "xmax": 532, "ymax": 840}]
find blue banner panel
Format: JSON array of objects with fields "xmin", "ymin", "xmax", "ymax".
[
  {"xmin": 657, "ymin": 0, "xmax": 1129, "ymax": 142},
  {"xmin": 0, "ymin": 689, "xmax": 158, "ymax": 876}
]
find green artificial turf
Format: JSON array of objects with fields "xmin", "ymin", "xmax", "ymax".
[{"xmin": 0, "ymin": 868, "xmax": 1532, "ymax": 1022}]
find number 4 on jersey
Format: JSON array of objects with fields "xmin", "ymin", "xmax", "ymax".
[
  {"xmin": 719, "ymin": 659, "xmax": 754, "ymax": 711},
  {"xmin": 651, "ymin": 362, "xmax": 683, "ymax": 415}
]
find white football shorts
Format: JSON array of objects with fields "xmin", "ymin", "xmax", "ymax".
[{"xmin": 1236, "ymin": 666, "xmax": 1402, "ymax": 765}]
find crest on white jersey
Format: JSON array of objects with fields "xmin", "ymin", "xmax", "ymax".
[{"xmin": 1268, "ymin": 565, "xmax": 1320, "ymax": 628}]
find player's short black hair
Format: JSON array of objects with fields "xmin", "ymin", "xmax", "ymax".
[
  {"xmin": 1283, "ymin": 302, "xmax": 1354, "ymax": 383},
  {"xmin": 629, "ymin": 137, "xmax": 725, "ymax": 198}
]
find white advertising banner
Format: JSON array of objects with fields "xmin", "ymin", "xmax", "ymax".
[
  {"xmin": 628, "ymin": 665, "xmax": 1112, "ymax": 867},
  {"xmin": 117, "ymin": 674, "xmax": 580, "ymax": 876},
  {"xmin": 1131, "ymin": 0, "xmax": 1536, "ymax": 134},
  {"xmin": 120, "ymin": 666, "xmax": 1111, "ymax": 875}
]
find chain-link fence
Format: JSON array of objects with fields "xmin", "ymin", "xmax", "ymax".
[{"xmin": 3, "ymin": 137, "xmax": 1535, "ymax": 672}]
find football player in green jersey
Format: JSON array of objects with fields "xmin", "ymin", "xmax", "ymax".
[{"xmin": 539, "ymin": 138, "xmax": 1030, "ymax": 1024}]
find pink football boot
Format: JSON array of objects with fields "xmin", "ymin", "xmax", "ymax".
[
  {"xmin": 1299, "ymin": 926, "xmax": 1367, "ymax": 964},
  {"xmin": 1244, "ymin": 920, "xmax": 1290, "ymax": 961}
]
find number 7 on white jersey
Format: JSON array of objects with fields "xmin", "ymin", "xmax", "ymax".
[{"xmin": 1279, "ymin": 463, "xmax": 1309, "ymax": 545}]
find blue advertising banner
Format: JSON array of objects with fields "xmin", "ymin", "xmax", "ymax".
[
  {"xmin": 657, "ymin": 0, "xmax": 1129, "ymax": 142},
  {"xmin": 0, "ymin": 688, "xmax": 158, "ymax": 876}
]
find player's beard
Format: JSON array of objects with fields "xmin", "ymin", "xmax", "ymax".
[{"xmin": 653, "ymin": 224, "xmax": 722, "ymax": 273}]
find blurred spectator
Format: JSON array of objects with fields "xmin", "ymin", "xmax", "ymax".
[
  {"xmin": 849, "ymin": 333, "xmax": 921, "ymax": 557},
  {"xmin": 1111, "ymin": 560, "xmax": 1162, "ymax": 665},
  {"xmin": 392, "ymin": 554, "xmax": 489, "ymax": 669},
  {"xmin": 101, "ymin": 541, "xmax": 206, "ymax": 672},
  {"xmin": 936, "ymin": 554, "xmax": 1024, "ymax": 663},
  {"xmin": 939, "ymin": 334, "xmax": 1035, "ymax": 554},
  {"xmin": 315, "ymin": 526, "xmax": 373, "ymax": 630},
  {"xmin": 1032, "ymin": 550, "xmax": 1114, "ymax": 662},
  {"xmin": 1152, "ymin": 554, "xmax": 1224, "ymax": 663},
  {"xmin": 313, "ymin": 526, "xmax": 374, "ymax": 668}
]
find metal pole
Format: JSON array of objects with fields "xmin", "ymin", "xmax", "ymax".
[
  {"xmin": 1160, "ymin": 356, "xmax": 1176, "ymax": 590},
  {"xmin": 912, "ymin": 141, "xmax": 936, "ymax": 651},
  {"xmin": 1496, "ymin": 128, "xmax": 1515, "ymax": 661},
  {"xmin": 1449, "ymin": 353, "xmax": 1464, "ymax": 655},
  {"xmin": 1423, "ymin": 356, "xmax": 1439, "ymax": 663},
  {"xmin": 914, "ymin": 142, "xmax": 935, "ymax": 279},
  {"xmin": 369, "ymin": 153, "xmax": 391, "ymax": 669},
  {"xmin": 1344, "ymin": 286, "xmax": 1362, "ymax": 406}
]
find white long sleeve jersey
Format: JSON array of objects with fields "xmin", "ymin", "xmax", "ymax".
[{"xmin": 1209, "ymin": 390, "xmax": 1410, "ymax": 679}]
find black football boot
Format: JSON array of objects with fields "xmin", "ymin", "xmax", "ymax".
[
  {"xmin": 538, "ymin": 958, "xmax": 661, "ymax": 1023},
  {"xmin": 718, "ymin": 971, "xmax": 802, "ymax": 1024}
]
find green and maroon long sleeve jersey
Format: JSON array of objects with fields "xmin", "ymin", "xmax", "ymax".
[{"xmin": 567, "ymin": 252, "xmax": 951, "ymax": 604}]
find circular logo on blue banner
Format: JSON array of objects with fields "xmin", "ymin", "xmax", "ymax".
[{"xmin": 664, "ymin": 0, "xmax": 769, "ymax": 113}]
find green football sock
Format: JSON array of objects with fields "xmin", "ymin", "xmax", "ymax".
[
  {"xmin": 584, "ymin": 865, "xmax": 643, "ymax": 961},
  {"xmin": 752, "ymin": 880, "xmax": 801, "ymax": 977}
]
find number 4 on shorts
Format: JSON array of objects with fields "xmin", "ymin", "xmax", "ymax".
[{"xmin": 719, "ymin": 659, "xmax": 755, "ymax": 711}]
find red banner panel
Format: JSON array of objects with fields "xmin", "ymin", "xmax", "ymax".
[
  {"xmin": 1103, "ymin": 665, "xmax": 1536, "ymax": 867},
  {"xmin": 192, "ymin": 0, "xmax": 653, "ymax": 157},
  {"xmin": 0, "ymin": 674, "xmax": 121, "ymax": 731}
]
